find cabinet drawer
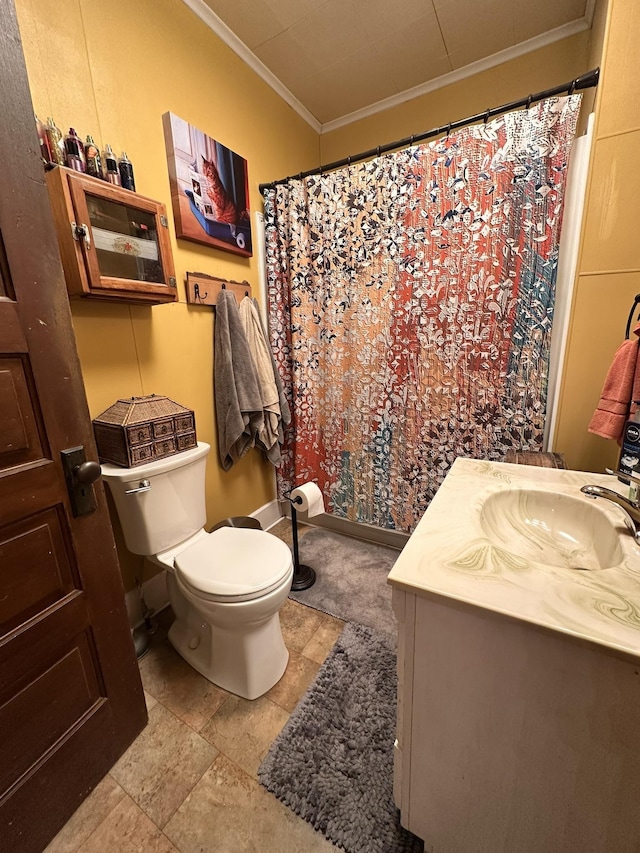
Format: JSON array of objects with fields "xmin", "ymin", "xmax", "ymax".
[
  {"xmin": 152, "ymin": 419, "xmax": 174, "ymax": 438},
  {"xmin": 174, "ymin": 413, "xmax": 194, "ymax": 432},
  {"xmin": 176, "ymin": 431, "xmax": 197, "ymax": 451},
  {"xmin": 126, "ymin": 423, "xmax": 153, "ymax": 445},
  {"xmin": 154, "ymin": 436, "xmax": 177, "ymax": 458},
  {"xmin": 129, "ymin": 443, "xmax": 155, "ymax": 466}
]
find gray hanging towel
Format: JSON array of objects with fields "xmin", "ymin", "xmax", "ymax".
[{"xmin": 214, "ymin": 289, "xmax": 264, "ymax": 470}]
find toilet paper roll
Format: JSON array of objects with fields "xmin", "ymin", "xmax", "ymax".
[{"xmin": 290, "ymin": 482, "xmax": 325, "ymax": 517}]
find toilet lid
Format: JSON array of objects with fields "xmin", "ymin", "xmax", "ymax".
[{"xmin": 174, "ymin": 527, "xmax": 292, "ymax": 598}]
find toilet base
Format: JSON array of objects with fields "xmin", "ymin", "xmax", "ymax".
[
  {"xmin": 168, "ymin": 610, "xmax": 289, "ymax": 700},
  {"xmin": 165, "ymin": 567, "xmax": 292, "ymax": 700},
  {"xmin": 167, "ymin": 552, "xmax": 293, "ymax": 699}
]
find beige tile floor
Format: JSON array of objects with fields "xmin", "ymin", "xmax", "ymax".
[{"xmin": 46, "ymin": 522, "xmax": 343, "ymax": 853}]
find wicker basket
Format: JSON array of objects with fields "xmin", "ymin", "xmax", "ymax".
[
  {"xmin": 93, "ymin": 394, "xmax": 197, "ymax": 467},
  {"xmin": 504, "ymin": 450, "xmax": 566, "ymax": 469}
]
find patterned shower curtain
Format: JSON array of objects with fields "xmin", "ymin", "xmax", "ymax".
[{"xmin": 264, "ymin": 95, "xmax": 582, "ymax": 532}]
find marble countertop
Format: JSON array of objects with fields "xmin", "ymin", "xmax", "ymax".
[{"xmin": 388, "ymin": 458, "xmax": 640, "ymax": 660}]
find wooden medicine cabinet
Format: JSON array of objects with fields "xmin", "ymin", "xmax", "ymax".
[{"xmin": 46, "ymin": 166, "xmax": 177, "ymax": 305}]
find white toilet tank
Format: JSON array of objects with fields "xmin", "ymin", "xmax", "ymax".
[{"xmin": 101, "ymin": 442, "xmax": 210, "ymax": 555}]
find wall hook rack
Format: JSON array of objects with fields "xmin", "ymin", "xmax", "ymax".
[{"xmin": 186, "ymin": 271, "xmax": 252, "ymax": 306}]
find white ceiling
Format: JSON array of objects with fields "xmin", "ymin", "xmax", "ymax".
[{"xmin": 185, "ymin": 0, "xmax": 594, "ymax": 131}]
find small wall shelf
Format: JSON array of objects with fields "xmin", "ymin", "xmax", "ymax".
[{"xmin": 46, "ymin": 166, "xmax": 177, "ymax": 305}]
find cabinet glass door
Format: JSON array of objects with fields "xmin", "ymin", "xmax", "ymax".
[{"xmin": 86, "ymin": 195, "xmax": 165, "ymax": 284}]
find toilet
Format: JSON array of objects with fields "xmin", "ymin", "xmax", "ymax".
[{"xmin": 101, "ymin": 442, "xmax": 293, "ymax": 700}]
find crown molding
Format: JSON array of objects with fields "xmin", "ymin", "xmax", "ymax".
[
  {"xmin": 321, "ymin": 18, "xmax": 591, "ymax": 133},
  {"xmin": 182, "ymin": 1, "xmax": 592, "ymax": 137},
  {"xmin": 181, "ymin": 0, "xmax": 322, "ymax": 133}
]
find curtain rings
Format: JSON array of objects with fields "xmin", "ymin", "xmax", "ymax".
[
  {"xmin": 483, "ymin": 108, "xmax": 490, "ymax": 124},
  {"xmin": 568, "ymin": 79, "xmax": 576, "ymax": 95},
  {"xmin": 446, "ymin": 122, "xmax": 451, "ymax": 137},
  {"xmin": 410, "ymin": 135, "xmax": 415, "ymax": 147},
  {"xmin": 376, "ymin": 146, "xmax": 381, "ymax": 158},
  {"xmin": 526, "ymin": 94, "xmax": 533, "ymax": 110}
]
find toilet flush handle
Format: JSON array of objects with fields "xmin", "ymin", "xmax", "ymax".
[{"xmin": 125, "ymin": 479, "xmax": 151, "ymax": 495}]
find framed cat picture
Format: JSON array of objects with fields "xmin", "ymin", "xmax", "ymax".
[{"xmin": 162, "ymin": 112, "xmax": 252, "ymax": 257}]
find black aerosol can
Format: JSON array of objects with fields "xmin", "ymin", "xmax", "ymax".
[{"xmin": 118, "ymin": 151, "xmax": 136, "ymax": 191}]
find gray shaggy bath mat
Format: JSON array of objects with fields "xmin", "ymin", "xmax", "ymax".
[{"xmin": 258, "ymin": 622, "xmax": 423, "ymax": 853}]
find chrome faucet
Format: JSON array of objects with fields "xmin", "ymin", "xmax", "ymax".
[{"xmin": 580, "ymin": 468, "xmax": 640, "ymax": 545}]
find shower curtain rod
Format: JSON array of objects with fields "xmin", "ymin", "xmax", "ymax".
[{"xmin": 259, "ymin": 67, "xmax": 600, "ymax": 193}]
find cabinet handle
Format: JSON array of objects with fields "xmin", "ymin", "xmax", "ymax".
[{"xmin": 71, "ymin": 221, "xmax": 91, "ymax": 250}]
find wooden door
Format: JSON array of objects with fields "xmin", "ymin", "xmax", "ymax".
[{"xmin": 0, "ymin": 4, "xmax": 147, "ymax": 851}]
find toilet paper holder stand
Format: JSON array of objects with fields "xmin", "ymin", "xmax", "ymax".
[{"xmin": 284, "ymin": 493, "xmax": 316, "ymax": 591}]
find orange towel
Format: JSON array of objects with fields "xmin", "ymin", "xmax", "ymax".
[{"xmin": 588, "ymin": 323, "xmax": 640, "ymax": 441}]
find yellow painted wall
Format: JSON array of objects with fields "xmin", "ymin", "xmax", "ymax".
[
  {"xmin": 15, "ymin": 0, "xmax": 622, "ymax": 595},
  {"xmin": 16, "ymin": 0, "xmax": 320, "ymax": 591},
  {"xmin": 554, "ymin": 0, "xmax": 640, "ymax": 472},
  {"xmin": 320, "ymin": 32, "xmax": 592, "ymax": 164}
]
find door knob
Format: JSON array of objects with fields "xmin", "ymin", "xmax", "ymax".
[
  {"xmin": 73, "ymin": 460, "xmax": 102, "ymax": 485},
  {"xmin": 61, "ymin": 446, "xmax": 101, "ymax": 517}
]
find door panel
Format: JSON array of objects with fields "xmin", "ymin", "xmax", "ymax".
[
  {"xmin": 0, "ymin": 3, "xmax": 147, "ymax": 851},
  {"xmin": 0, "ymin": 357, "xmax": 45, "ymax": 463},
  {"xmin": 0, "ymin": 508, "xmax": 77, "ymax": 633},
  {"xmin": 0, "ymin": 639, "xmax": 102, "ymax": 791}
]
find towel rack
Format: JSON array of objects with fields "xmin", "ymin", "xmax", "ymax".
[
  {"xmin": 625, "ymin": 294, "xmax": 640, "ymax": 339},
  {"xmin": 186, "ymin": 272, "xmax": 252, "ymax": 306}
]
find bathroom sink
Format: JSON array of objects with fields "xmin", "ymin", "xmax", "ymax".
[
  {"xmin": 389, "ymin": 458, "xmax": 640, "ymax": 663},
  {"xmin": 479, "ymin": 489, "xmax": 624, "ymax": 571}
]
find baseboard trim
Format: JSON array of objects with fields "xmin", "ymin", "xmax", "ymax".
[
  {"xmin": 252, "ymin": 498, "xmax": 283, "ymax": 531},
  {"xmin": 280, "ymin": 501, "xmax": 408, "ymax": 550}
]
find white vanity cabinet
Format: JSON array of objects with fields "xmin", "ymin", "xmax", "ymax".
[{"xmin": 389, "ymin": 458, "xmax": 640, "ymax": 853}]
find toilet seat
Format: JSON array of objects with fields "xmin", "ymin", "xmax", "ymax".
[{"xmin": 174, "ymin": 527, "xmax": 293, "ymax": 603}]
